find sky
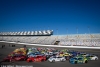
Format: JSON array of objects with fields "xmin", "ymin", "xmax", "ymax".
[{"xmin": 0, "ymin": 0, "xmax": 100, "ymax": 35}]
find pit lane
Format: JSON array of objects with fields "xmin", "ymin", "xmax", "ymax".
[{"xmin": 0, "ymin": 42, "xmax": 100, "ymax": 67}]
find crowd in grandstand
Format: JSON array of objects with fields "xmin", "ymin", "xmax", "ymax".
[{"xmin": 0, "ymin": 33, "xmax": 100, "ymax": 47}]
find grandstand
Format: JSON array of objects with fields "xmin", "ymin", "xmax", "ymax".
[{"xmin": 0, "ymin": 30, "xmax": 100, "ymax": 47}]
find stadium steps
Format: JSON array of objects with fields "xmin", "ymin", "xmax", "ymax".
[
  {"xmin": 51, "ymin": 36, "xmax": 59, "ymax": 45},
  {"xmin": 39, "ymin": 36, "xmax": 49, "ymax": 44},
  {"xmin": 30, "ymin": 36, "xmax": 38, "ymax": 43},
  {"xmin": 35, "ymin": 36, "xmax": 47, "ymax": 44},
  {"xmin": 41, "ymin": 36, "xmax": 51, "ymax": 45},
  {"xmin": 32, "ymin": 36, "xmax": 40, "ymax": 43},
  {"xmin": 59, "ymin": 35, "xmax": 68, "ymax": 45},
  {"xmin": 34, "ymin": 36, "xmax": 42, "ymax": 43}
]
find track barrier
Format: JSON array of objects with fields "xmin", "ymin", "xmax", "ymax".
[{"xmin": 0, "ymin": 41, "xmax": 100, "ymax": 49}]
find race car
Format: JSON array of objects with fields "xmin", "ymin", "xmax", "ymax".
[
  {"xmin": 3, "ymin": 56, "xmax": 13, "ymax": 62},
  {"xmin": 13, "ymin": 48, "xmax": 20, "ymax": 52},
  {"xmin": 13, "ymin": 48, "xmax": 26, "ymax": 55},
  {"xmin": 27, "ymin": 55, "xmax": 46, "ymax": 62},
  {"xmin": 44, "ymin": 52, "xmax": 54, "ymax": 59},
  {"xmin": 63, "ymin": 53, "xmax": 73, "ymax": 60},
  {"xmin": 3, "ymin": 55, "xmax": 27, "ymax": 62},
  {"xmin": 59, "ymin": 52, "xmax": 72, "ymax": 60},
  {"xmin": 85, "ymin": 54, "xmax": 98, "ymax": 60},
  {"xmin": 28, "ymin": 53, "xmax": 43, "ymax": 57},
  {"xmin": 48, "ymin": 56, "xmax": 66, "ymax": 62},
  {"xmin": 67, "ymin": 50, "xmax": 80, "ymax": 57},
  {"xmin": 69, "ymin": 56, "xmax": 88, "ymax": 64},
  {"xmin": 79, "ymin": 53, "xmax": 89, "ymax": 56}
]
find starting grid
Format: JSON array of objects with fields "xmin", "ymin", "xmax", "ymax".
[{"xmin": 0, "ymin": 41, "xmax": 100, "ymax": 49}]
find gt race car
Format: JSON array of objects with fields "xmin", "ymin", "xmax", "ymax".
[
  {"xmin": 27, "ymin": 55, "xmax": 46, "ymax": 62},
  {"xmin": 85, "ymin": 54, "xmax": 98, "ymax": 60},
  {"xmin": 69, "ymin": 56, "xmax": 88, "ymax": 64},
  {"xmin": 48, "ymin": 56, "xmax": 66, "ymax": 62}
]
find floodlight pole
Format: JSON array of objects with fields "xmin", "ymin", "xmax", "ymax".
[
  {"xmin": 37, "ymin": 27, "xmax": 38, "ymax": 31},
  {"xmin": 66, "ymin": 28, "xmax": 68, "ymax": 34},
  {"xmin": 34, "ymin": 27, "xmax": 36, "ymax": 31},
  {"xmin": 88, "ymin": 26, "xmax": 90, "ymax": 34},
  {"xmin": 66, "ymin": 28, "xmax": 68, "ymax": 46},
  {"xmin": 76, "ymin": 27, "xmax": 78, "ymax": 34},
  {"xmin": 48, "ymin": 26, "xmax": 49, "ymax": 30},
  {"xmin": 1, "ymin": 35, "xmax": 3, "ymax": 41},
  {"xmin": 66, "ymin": 28, "xmax": 68, "ymax": 38},
  {"xmin": 76, "ymin": 27, "xmax": 78, "ymax": 46},
  {"xmin": 44, "ymin": 26, "xmax": 45, "ymax": 30},
  {"xmin": 36, "ymin": 27, "xmax": 37, "ymax": 31},
  {"xmin": 88, "ymin": 26, "xmax": 92, "ymax": 46},
  {"xmin": 56, "ymin": 29, "xmax": 58, "ymax": 35}
]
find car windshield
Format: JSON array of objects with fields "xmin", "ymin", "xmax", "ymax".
[
  {"xmin": 90, "ymin": 55, "xmax": 94, "ymax": 57},
  {"xmin": 65, "ymin": 54, "xmax": 69, "ymax": 55},
  {"xmin": 78, "ymin": 58, "xmax": 82, "ymax": 60},
  {"xmin": 36, "ymin": 56, "xmax": 41, "ymax": 58},
  {"xmin": 73, "ymin": 58, "xmax": 77, "ymax": 60},
  {"xmin": 57, "ymin": 57, "xmax": 62, "ymax": 58},
  {"xmin": 50, "ymin": 56, "xmax": 56, "ymax": 58},
  {"xmin": 86, "ymin": 56, "xmax": 90, "ymax": 57},
  {"xmin": 30, "ymin": 53, "xmax": 35, "ymax": 55},
  {"xmin": 81, "ymin": 53, "xmax": 86, "ymax": 55}
]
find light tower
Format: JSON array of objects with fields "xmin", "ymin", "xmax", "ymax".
[
  {"xmin": 76, "ymin": 27, "xmax": 78, "ymax": 46},
  {"xmin": 56, "ymin": 29, "xmax": 58, "ymax": 35},
  {"xmin": 88, "ymin": 26, "xmax": 90, "ymax": 34},
  {"xmin": 66, "ymin": 28, "xmax": 68, "ymax": 39}
]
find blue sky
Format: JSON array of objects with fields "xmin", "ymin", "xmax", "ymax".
[{"xmin": 0, "ymin": 0, "xmax": 100, "ymax": 35}]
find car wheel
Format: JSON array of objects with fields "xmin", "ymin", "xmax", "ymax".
[
  {"xmin": 41, "ymin": 59, "xmax": 44, "ymax": 62},
  {"xmin": 61, "ymin": 59, "xmax": 65, "ymax": 62},
  {"xmin": 24, "ymin": 58, "xmax": 26, "ymax": 61},
  {"xmin": 52, "ymin": 60, "xmax": 55, "ymax": 62},
  {"xmin": 85, "ymin": 60, "xmax": 88, "ymax": 63},
  {"xmin": 75, "ymin": 61, "xmax": 77, "ymax": 64},
  {"xmin": 27, "ymin": 60, "xmax": 32, "ymax": 62},
  {"xmin": 95, "ymin": 58, "xmax": 98, "ymax": 60},
  {"xmin": 67, "ymin": 57, "xmax": 69, "ymax": 60}
]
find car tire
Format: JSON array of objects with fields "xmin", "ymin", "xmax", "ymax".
[
  {"xmin": 41, "ymin": 59, "xmax": 44, "ymax": 62},
  {"xmin": 75, "ymin": 61, "xmax": 77, "ymax": 64},
  {"xmin": 95, "ymin": 58, "xmax": 98, "ymax": 60},
  {"xmin": 52, "ymin": 60, "xmax": 55, "ymax": 62},
  {"xmin": 24, "ymin": 58, "xmax": 26, "ymax": 61},
  {"xmin": 28, "ymin": 60, "xmax": 32, "ymax": 62},
  {"xmin": 67, "ymin": 57, "xmax": 69, "ymax": 60},
  {"xmin": 61, "ymin": 59, "xmax": 65, "ymax": 62},
  {"xmin": 85, "ymin": 60, "xmax": 88, "ymax": 63}
]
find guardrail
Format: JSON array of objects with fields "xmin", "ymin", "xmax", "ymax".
[{"xmin": 0, "ymin": 41, "xmax": 100, "ymax": 49}]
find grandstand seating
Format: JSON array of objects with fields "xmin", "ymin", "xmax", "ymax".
[{"xmin": 0, "ymin": 33, "xmax": 100, "ymax": 47}]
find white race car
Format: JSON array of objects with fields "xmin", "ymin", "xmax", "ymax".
[
  {"xmin": 86, "ymin": 55, "xmax": 98, "ymax": 60},
  {"xmin": 48, "ymin": 56, "xmax": 66, "ymax": 62}
]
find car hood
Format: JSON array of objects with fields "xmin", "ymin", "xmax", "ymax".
[{"xmin": 70, "ymin": 58, "xmax": 76, "ymax": 61}]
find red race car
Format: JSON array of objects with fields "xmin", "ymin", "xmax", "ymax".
[
  {"xmin": 3, "ymin": 55, "xmax": 27, "ymax": 62},
  {"xmin": 27, "ymin": 55, "xmax": 46, "ymax": 62}
]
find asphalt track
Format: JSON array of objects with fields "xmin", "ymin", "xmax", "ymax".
[{"xmin": 0, "ymin": 42, "xmax": 100, "ymax": 67}]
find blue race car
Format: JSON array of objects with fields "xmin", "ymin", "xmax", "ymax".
[
  {"xmin": 69, "ymin": 56, "xmax": 88, "ymax": 64},
  {"xmin": 67, "ymin": 50, "xmax": 80, "ymax": 57}
]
